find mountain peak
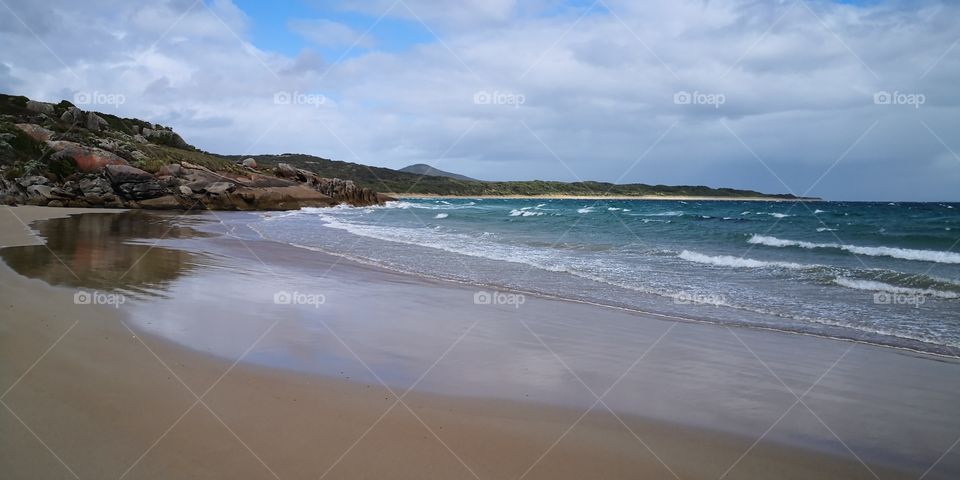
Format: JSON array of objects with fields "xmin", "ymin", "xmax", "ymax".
[{"xmin": 398, "ymin": 164, "xmax": 477, "ymax": 181}]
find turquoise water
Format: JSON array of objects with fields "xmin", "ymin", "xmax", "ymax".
[{"xmin": 251, "ymin": 199, "xmax": 960, "ymax": 355}]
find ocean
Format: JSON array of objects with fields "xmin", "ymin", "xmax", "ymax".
[{"xmin": 249, "ymin": 198, "xmax": 960, "ymax": 356}]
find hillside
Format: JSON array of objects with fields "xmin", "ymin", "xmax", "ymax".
[
  {"xmin": 232, "ymin": 153, "xmax": 806, "ymax": 199},
  {"xmin": 398, "ymin": 163, "xmax": 478, "ymax": 181},
  {"xmin": 0, "ymin": 92, "xmax": 809, "ymax": 202},
  {"xmin": 0, "ymin": 93, "xmax": 389, "ymax": 209}
]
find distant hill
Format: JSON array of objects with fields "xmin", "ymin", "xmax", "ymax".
[
  {"xmin": 232, "ymin": 153, "xmax": 810, "ymax": 199},
  {"xmin": 398, "ymin": 164, "xmax": 477, "ymax": 181},
  {"xmin": 0, "ymin": 91, "xmax": 808, "ymax": 201}
]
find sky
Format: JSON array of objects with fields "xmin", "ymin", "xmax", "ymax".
[{"xmin": 0, "ymin": 0, "xmax": 958, "ymax": 201}]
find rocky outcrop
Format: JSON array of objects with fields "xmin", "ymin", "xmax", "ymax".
[
  {"xmin": 59, "ymin": 107, "xmax": 108, "ymax": 132},
  {"xmin": 0, "ymin": 93, "xmax": 396, "ymax": 211},
  {"xmin": 68, "ymin": 176, "xmax": 122, "ymax": 206},
  {"xmin": 47, "ymin": 140, "xmax": 128, "ymax": 173},
  {"xmin": 15, "ymin": 123, "xmax": 54, "ymax": 142},
  {"xmin": 104, "ymin": 164, "xmax": 165, "ymax": 200},
  {"xmin": 141, "ymin": 127, "xmax": 188, "ymax": 149},
  {"xmin": 25, "ymin": 100, "xmax": 55, "ymax": 115},
  {"xmin": 273, "ymin": 163, "xmax": 390, "ymax": 206}
]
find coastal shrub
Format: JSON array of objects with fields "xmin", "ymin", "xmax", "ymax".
[
  {"xmin": 3, "ymin": 164, "xmax": 22, "ymax": 180},
  {"xmin": 22, "ymin": 158, "xmax": 45, "ymax": 175},
  {"xmin": 97, "ymin": 112, "xmax": 133, "ymax": 134},
  {"xmin": 137, "ymin": 144, "xmax": 242, "ymax": 174},
  {"xmin": 47, "ymin": 153, "xmax": 77, "ymax": 179},
  {"xmin": 9, "ymin": 95, "xmax": 28, "ymax": 108},
  {"xmin": 0, "ymin": 123, "xmax": 45, "ymax": 165}
]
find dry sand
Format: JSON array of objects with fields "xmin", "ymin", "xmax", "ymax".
[{"xmin": 0, "ymin": 206, "xmax": 929, "ymax": 479}]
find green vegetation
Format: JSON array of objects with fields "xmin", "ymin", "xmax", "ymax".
[
  {"xmin": 135, "ymin": 144, "xmax": 241, "ymax": 174},
  {"xmin": 232, "ymin": 154, "xmax": 803, "ymax": 199},
  {"xmin": 0, "ymin": 122, "xmax": 47, "ymax": 180}
]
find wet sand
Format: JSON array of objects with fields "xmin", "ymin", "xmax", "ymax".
[{"xmin": 1, "ymin": 207, "xmax": 956, "ymax": 479}]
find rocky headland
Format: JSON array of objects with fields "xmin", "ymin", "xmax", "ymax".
[{"xmin": 0, "ymin": 94, "xmax": 393, "ymax": 210}]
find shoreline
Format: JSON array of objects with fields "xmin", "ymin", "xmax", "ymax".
[
  {"xmin": 264, "ymin": 230, "xmax": 959, "ymax": 361},
  {"xmin": 388, "ymin": 194, "xmax": 817, "ymax": 201},
  {"xmin": 2, "ymin": 207, "xmax": 956, "ymax": 478}
]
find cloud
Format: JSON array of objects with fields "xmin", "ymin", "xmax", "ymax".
[{"xmin": 0, "ymin": 0, "xmax": 958, "ymax": 200}]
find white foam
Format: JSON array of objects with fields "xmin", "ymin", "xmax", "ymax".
[
  {"xmin": 383, "ymin": 201, "xmax": 416, "ymax": 209},
  {"xmin": 748, "ymin": 235, "xmax": 960, "ymax": 264},
  {"xmin": 577, "ymin": 207, "xmax": 595, "ymax": 214},
  {"xmin": 814, "ymin": 209, "xmax": 826, "ymax": 214},
  {"xmin": 509, "ymin": 209, "xmax": 544, "ymax": 217},
  {"xmin": 434, "ymin": 213, "xmax": 448, "ymax": 219},
  {"xmin": 640, "ymin": 211, "xmax": 683, "ymax": 217},
  {"xmin": 316, "ymin": 215, "xmax": 568, "ymax": 272},
  {"xmin": 678, "ymin": 250, "xmax": 808, "ymax": 269},
  {"xmin": 816, "ymin": 227, "xmax": 837, "ymax": 232},
  {"xmin": 834, "ymin": 277, "xmax": 959, "ymax": 299}
]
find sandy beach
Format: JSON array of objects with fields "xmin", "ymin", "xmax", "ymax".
[{"xmin": 1, "ymin": 207, "xmax": 957, "ymax": 479}]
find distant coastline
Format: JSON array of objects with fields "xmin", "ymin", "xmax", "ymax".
[{"xmin": 391, "ymin": 193, "xmax": 821, "ymax": 201}]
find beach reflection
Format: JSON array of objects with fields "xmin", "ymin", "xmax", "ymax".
[{"xmin": 0, "ymin": 211, "xmax": 203, "ymax": 296}]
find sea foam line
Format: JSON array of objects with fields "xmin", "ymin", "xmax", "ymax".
[
  {"xmin": 678, "ymin": 250, "xmax": 809, "ymax": 269},
  {"xmin": 834, "ymin": 277, "xmax": 959, "ymax": 299},
  {"xmin": 748, "ymin": 234, "xmax": 960, "ymax": 264}
]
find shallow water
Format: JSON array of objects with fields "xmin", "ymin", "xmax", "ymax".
[{"xmin": 251, "ymin": 199, "xmax": 960, "ymax": 355}]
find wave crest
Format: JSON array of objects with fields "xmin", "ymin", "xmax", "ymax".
[
  {"xmin": 747, "ymin": 235, "xmax": 960, "ymax": 264},
  {"xmin": 678, "ymin": 250, "xmax": 808, "ymax": 269}
]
